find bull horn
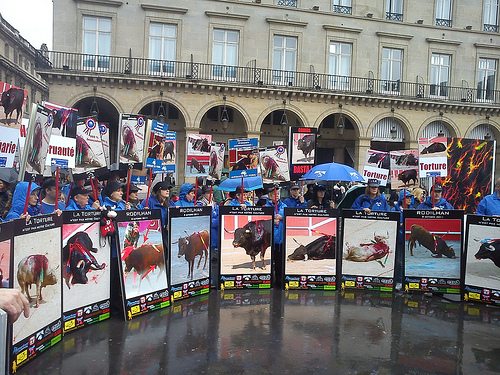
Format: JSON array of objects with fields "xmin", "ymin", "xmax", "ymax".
[
  {"xmin": 293, "ymin": 238, "xmax": 302, "ymax": 246},
  {"xmin": 224, "ymin": 228, "xmax": 235, "ymax": 234},
  {"xmin": 386, "ymin": 231, "xmax": 389, "ymax": 238},
  {"xmin": 172, "ymin": 240, "xmax": 178, "ymax": 244}
]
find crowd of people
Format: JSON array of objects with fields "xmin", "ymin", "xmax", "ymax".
[{"xmin": 0, "ymin": 171, "xmax": 499, "ymax": 322}]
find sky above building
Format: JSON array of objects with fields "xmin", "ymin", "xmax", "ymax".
[{"xmin": 1, "ymin": 0, "xmax": 53, "ymax": 49}]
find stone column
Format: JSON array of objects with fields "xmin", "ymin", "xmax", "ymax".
[{"xmin": 355, "ymin": 137, "xmax": 372, "ymax": 172}]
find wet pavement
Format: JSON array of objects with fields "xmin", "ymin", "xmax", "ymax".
[{"xmin": 16, "ymin": 289, "xmax": 500, "ymax": 375}]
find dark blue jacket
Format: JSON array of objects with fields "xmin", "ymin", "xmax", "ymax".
[
  {"xmin": 65, "ymin": 199, "xmax": 95, "ymax": 211},
  {"xmin": 352, "ymin": 194, "xmax": 390, "ymax": 211},
  {"xmin": 102, "ymin": 196, "xmax": 126, "ymax": 211},
  {"xmin": 5, "ymin": 182, "xmax": 41, "ymax": 220},
  {"xmin": 417, "ymin": 197, "xmax": 454, "ymax": 210},
  {"xmin": 283, "ymin": 196, "xmax": 307, "ymax": 208},
  {"xmin": 476, "ymin": 192, "xmax": 500, "ymax": 216},
  {"xmin": 263, "ymin": 199, "xmax": 287, "ymax": 246},
  {"xmin": 141, "ymin": 195, "xmax": 167, "ymax": 226}
]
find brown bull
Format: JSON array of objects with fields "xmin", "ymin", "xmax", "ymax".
[
  {"xmin": 175, "ymin": 230, "xmax": 209, "ymax": 280},
  {"xmin": 408, "ymin": 224, "xmax": 456, "ymax": 258},
  {"xmin": 17, "ymin": 255, "xmax": 58, "ymax": 308},
  {"xmin": 124, "ymin": 243, "xmax": 165, "ymax": 278}
]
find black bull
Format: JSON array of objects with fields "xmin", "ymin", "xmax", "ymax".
[
  {"xmin": 1, "ymin": 87, "xmax": 24, "ymax": 122},
  {"xmin": 63, "ymin": 232, "xmax": 106, "ymax": 288},
  {"xmin": 288, "ymin": 235, "xmax": 336, "ymax": 261},
  {"xmin": 228, "ymin": 220, "xmax": 272, "ymax": 270},
  {"xmin": 475, "ymin": 239, "xmax": 500, "ymax": 268},
  {"xmin": 297, "ymin": 134, "xmax": 315, "ymax": 160}
]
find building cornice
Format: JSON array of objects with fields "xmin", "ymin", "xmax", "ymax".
[
  {"xmin": 376, "ymin": 31, "xmax": 413, "ymax": 40},
  {"xmin": 474, "ymin": 42, "xmax": 500, "ymax": 50},
  {"xmin": 0, "ymin": 58, "xmax": 48, "ymax": 91},
  {"xmin": 74, "ymin": 0, "xmax": 123, "ymax": 6},
  {"xmin": 322, "ymin": 25, "xmax": 362, "ymax": 33},
  {"xmin": 205, "ymin": 11, "xmax": 249, "ymax": 20},
  {"xmin": 266, "ymin": 18, "xmax": 308, "ymax": 27},
  {"xmin": 426, "ymin": 38, "xmax": 462, "ymax": 45},
  {"xmin": 140, "ymin": 4, "xmax": 188, "ymax": 14}
]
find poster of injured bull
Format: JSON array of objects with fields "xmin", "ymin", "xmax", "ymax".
[
  {"xmin": 73, "ymin": 116, "xmax": 107, "ymax": 174},
  {"xmin": 228, "ymin": 138, "xmax": 260, "ymax": 178},
  {"xmin": 288, "ymin": 127, "xmax": 317, "ymax": 180},
  {"xmin": 10, "ymin": 214, "xmax": 62, "ymax": 373},
  {"xmin": 389, "ymin": 150, "xmax": 419, "ymax": 189},
  {"xmin": 118, "ymin": 114, "xmax": 146, "ymax": 166},
  {"xmin": 283, "ymin": 208, "xmax": 338, "ymax": 290},
  {"xmin": 463, "ymin": 215, "xmax": 500, "ymax": 305},
  {"xmin": 259, "ymin": 145, "xmax": 290, "ymax": 184},
  {"xmin": 115, "ymin": 210, "xmax": 170, "ymax": 320},
  {"xmin": 185, "ymin": 134, "xmax": 212, "ymax": 178},
  {"xmin": 219, "ymin": 206, "xmax": 274, "ymax": 289},
  {"xmin": 61, "ymin": 210, "xmax": 111, "ymax": 333},
  {"xmin": 403, "ymin": 210, "xmax": 464, "ymax": 294},
  {"xmin": 168, "ymin": 206, "xmax": 211, "ymax": 302},
  {"xmin": 0, "ymin": 221, "xmax": 13, "ymax": 288},
  {"xmin": 341, "ymin": 210, "xmax": 399, "ymax": 291},
  {"xmin": 362, "ymin": 149, "xmax": 390, "ymax": 187},
  {"xmin": 144, "ymin": 119, "xmax": 176, "ymax": 173},
  {"xmin": 208, "ymin": 142, "xmax": 225, "ymax": 181},
  {"xmin": 19, "ymin": 103, "xmax": 54, "ymax": 177}
]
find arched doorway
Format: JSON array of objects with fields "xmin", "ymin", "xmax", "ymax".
[
  {"xmin": 370, "ymin": 117, "xmax": 407, "ymax": 152},
  {"xmin": 317, "ymin": 112, "xmax": 358, "ymax": 167},
  {"xmin": 138, "ymin": 101, "xmax": 186, "ymax": 133},
  {"xmin": 260, "ymin": 106, "xmax": 304, "ymax": 148},
  {"xmin": 420, "ymin": 120, "xmax": 455, "ymax": 138},
  {"xmin": 73, "ymin": 96, "xmax": 119, "ymax": 163},
  {"xmin": 199, "ymin": 103, "xmax": 247, "ymax": 144}
]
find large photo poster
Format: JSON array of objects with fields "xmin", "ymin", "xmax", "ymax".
[
  {"xmin": 389, "ymin": 150, "xmax": 419, "ymax": 189},
  {"xmin": 288, "ymin": 127, "xmax": 317, "ymax": 180},
  {"xmin": 74, "ymin": 116, "xmax": 106, "ymax": 174},
  {"xmin": 341, "ymin": 210, "xmax": 399, "ymax": 291},
  {"xmin": 463, "ymin": 215, "xmax": 500, "ymax": 305},
  {"xmin": 116, "ymin": 210, "xmax": 170, "ymax": 320},
  {"xmin": 219, "ymin": 206, "xmax": 273, "ymax": 289},
  {"xmin": 118, "ymin": 114, "xmax": 146, "ymax": 165},
  {"xmin": 228, "ymin": 138, "xmax": 259, "ymax": 178},
  {"xmin": 0, "ymin": 81, "xmax": 28, "ymax": 126},
  {"xmin": 259, "ymin": 145, "xmax": 290, "ymax": 184},
  {"xmin": 403, "ymin": 210, "xmax": 464, "ymax": 294},
  {"xmin": 98, "ymin": 122, "xmax": 111, "ymax": 168},
  {"xmin": 362, "ymin": 149, "xmax": 390, "ymax": 186},
  {"xmin": 208, "ymin": 142, "xmax": 225, "ymax": 181},
  {"xmin": 284, "ymin": 208, "xmax": 337, "ymax": 290},
  {"xmin": 62, "ymin": 210, "xmax": 111, "ymax": 333},
  {"xmin": 169, "ymin": 206, "xmax": 211, "ymax": 302},
  {"xmin": 20, "ymin": 103, "xmax": 54, "ymax": 176},
  {"xmin": 185, "ymin": 134, "xmax": 212, "ymax": 177},
  {"xmin": 11, "ymin": 215, "xmax": 62, "ymax": 373},
  {"xmin": 144, "ymin": 119, "xmax": 176, "ymax": 172},
  {"xmin": 418, "ymin": 136, "xmax": 448, "ymax": 178}
]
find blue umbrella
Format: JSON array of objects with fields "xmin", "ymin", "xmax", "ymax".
[
  {"xmin": 300, "ymin": 162, "xmax": 365, "ymax": 182},
  {"xmin": 218, "ymin": 176, "xmax": 264, "ymax": 192}
]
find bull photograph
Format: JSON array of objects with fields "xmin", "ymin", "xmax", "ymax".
[
  {"xmin": 219, "ymin": 206, "xmax": 274, "ymax": 289},
  {"xmin": 228, "ymin": 138, "xmax": 260, "ymax": 178},
  {"xmin": 118, "ymin": 114, "xmax": 146, "ymax": 165},
  {"xmin": 403, "ymin": 210, "xmax": 464, "ymax": 293},
  {"xmin": 284, "ymin": 208, "xmax": 338, "ymax": 290},
  {"xmin": 11, "ymin": 215, "xmax": 63, "ymax": 371},
  {"xmin": 21, "ymin": 104, "xmax": 54, "ymax": 176},
  {"xmin": 341, "ymin": 210, "xmax": 399, "ymax": 291},
  {"xmin": 185, "ymin": 134, "xmax": 212, "ymax": 177},
  {"xmin": 389, "ymin": 150, "xmax": 419, "ymax": 190},
  {"xmin": 144, "ymin": 119, "xmax": 176, "ymax": 172},
  {"xmin": 463, "ymin": 215, "xmax": 500, "ymax": 305},
  {"xmin": 0, "ymin": 82, "xmax": 26, "ymax": 125},
  {"xmin": 62, "ymin": 215, "xmax": 111, "ymax": 331},
  {"xmin": 259, "ymin": 145, "xmax": 290, "ymax": 184},
  {"xmin": 74, "ymin": 117, "xmax": 106, "ymax": 173},
  {"xmin": 117, "ymin": 215, "xmax": 168, "ymax": 301},
  {"xmin": 169, "ymin": 207, "xmax": 211, "ymax": 300}
]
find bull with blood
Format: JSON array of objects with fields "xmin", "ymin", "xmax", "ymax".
[
  {"xmin": 174, "ymin": 230, "xmax": 209, "ymax": 279},
  {"xmin": 344, "ymin": 232, "xmax": 391, "ymax": 267}
]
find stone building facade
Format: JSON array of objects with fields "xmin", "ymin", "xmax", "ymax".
[
  {"xmin": 0, "ymin": 13, "xmax": 49, "ymax": 112},
  {"xmin": 41, "ymin": 0, "xmax": 500, "ymax": 180}
]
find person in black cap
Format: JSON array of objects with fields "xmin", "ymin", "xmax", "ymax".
[
  {"xmin": 228, "ymin": 186, "xmax": 251, "ymax": 206},
  {"xmin": 127, "ymin": 183, "xmax": 143, "ymax": 209},
  {"xmin": 66, "ymin": 186, "xmax": 101, "ymax": 210},
  {"xmin": 417, "ymin": 183, "xmax": 454, "ymax": 210},
  {"xmin": 102, "ymin": 180, "xmax": 128, "ymax": 210},
  {"xmin": 142, "ymin": 180, "xmax": 172, "ymax": 225},
  {"xmin": 283, "ymin": 182, "xmax": 307, "ymax": 208},
  {"xmin": 307, "ymin": 184, "xmax": 335, "ymax": 209},
  {"xmin": 351, "ymin": 179, "xmax": 390, "ymax": 213}
]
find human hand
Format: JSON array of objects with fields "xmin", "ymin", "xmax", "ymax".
[
  {"xmin": 125, "ymin": 202, "xmax": 131, "ymax": 210},
  {"xmin": 92, "ymin": 201, "xmax": 101, "ymax": 210},
  {"xmin": 363, "ymin": 208, "xmax": 371, "ymax": 214},
  {"xmin": 0, "ymin": 289, "xmax": 30, "ymax": 323}
]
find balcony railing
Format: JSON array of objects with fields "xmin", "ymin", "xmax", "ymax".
[
  {"xmin": 332, "ymin": 5, "xmax": 352, "ymax": 14},
  {"xmin": 386, "ymin": 12, "xmax": 403, "ymax": 21},
  {"xmin": 35, "ymin": 51, "xmax": 500, "ymax": 105},
  {"xmin": 483, "ymin": 23, "xmax": 499, "ymax": 32},
  {"xmin": 435, "ymin": 18, "xmax": 452, "ymax": 27},
  {"xmin": 277, "ymin": 0, "xmax": 297, "ymax": 7}
]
